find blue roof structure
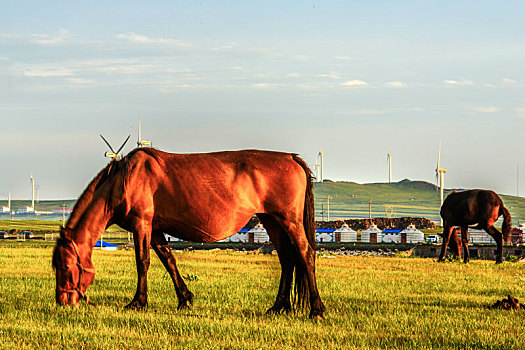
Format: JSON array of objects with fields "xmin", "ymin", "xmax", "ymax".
[
  {"xmin": 238, "ymin": 228, "xmax": 250, "ymax": 233},
  {"xmin": 382, "ymin": 229, "xmax": 402, "ymax": 233},
  {"xmin": 316, "ymin": 229, "xmax": 335, "ymax": 233},
  {"xmin": 94, "ymin": 240, "xmax": 118, "ymax": 248}
]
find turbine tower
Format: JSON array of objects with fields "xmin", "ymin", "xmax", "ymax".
[
  {"xmin": 317, "ymin": 149, "xmax": 324, "ymax": 182},
  {"xmin": 387, "ymin": 153, "xmax": 393, "ymax": 183},
  {"xmin": 314, "ymin": 159, "xmax": 320, "ymax": 182},
  {"xmin": 30, "ymin": 172, "xmax": 35, "ymax": 208},
  {"xmin": 137, "ymin": 116, "xmax": 151, "ymax": 148},
  {"xmin": 436, "ymin": 140, "xmax": 447, "ymax": 225}
]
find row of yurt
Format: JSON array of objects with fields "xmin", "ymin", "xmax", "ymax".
[{"xmin": 360, "ymin": 224, "xmax": 424, "ymax": 243}]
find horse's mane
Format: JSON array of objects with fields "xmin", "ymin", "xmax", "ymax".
[{"xmin": 66, "ymin": 148, "xmax": 162, "ymax": 230}]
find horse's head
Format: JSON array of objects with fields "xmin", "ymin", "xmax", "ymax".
[{"xmin": 52, "ymin": 228, "xmax": 95, "ymax": 306}]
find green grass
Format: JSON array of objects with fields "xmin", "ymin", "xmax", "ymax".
[{"xmin": 1, "ymin": 247, "xmax": 524, "ymax": 349}]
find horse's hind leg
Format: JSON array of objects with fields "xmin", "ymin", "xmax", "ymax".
[
  {"xmin": 277, "ymin": 219, "xmax": 324, "ymax": 319},
  {"xmin": 460, "ymin": 226, "xmax": 470, "ymax": 263},
  {"xmin": 438, "ymin": 225, "xmax": 454, "ymax": 262},
  {"xmin": 151, "ymin": 231, "xmax": 194, "ymax": 309},
  {"xmin": 484, "ymin": 225, "xmax": 504, "ymax": 264},
  {"xmin": 257, "ymin": 214, "xmax": 296, "ymax": 315}
]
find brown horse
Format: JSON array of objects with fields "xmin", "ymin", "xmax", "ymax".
[
  {"xmin": 52, "ymin": 148, "xmax": 325, "ymax": 318},
  {"xmin": 438, "ymin": 189, "xmax": 511, "ymax": 264}
]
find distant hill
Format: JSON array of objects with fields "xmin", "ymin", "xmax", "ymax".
[
  {"xmin": 313, "ymin": 179, "xmax": 525, "ymax": 224},
  {"xmin": 2, "ymin": 179, "xmax": 524, "ymax": 226}
]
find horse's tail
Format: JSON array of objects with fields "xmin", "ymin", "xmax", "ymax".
[
  {"xmin": 291, "ymin": 154, "xmax": 316, "ymax": 310},
  {"xmin": 500, "ymin": 205, "xmax": 512, "ymax": 242}
]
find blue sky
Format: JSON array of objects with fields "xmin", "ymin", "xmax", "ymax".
[{"xmin": 1, "ymin": 1, "xmax": 524, "ymax": 200}]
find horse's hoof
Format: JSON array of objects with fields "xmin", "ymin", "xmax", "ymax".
[
  {"xmin": 309, "ymin": 310, "xmax": 324, "ymax": 320},
  {"xmin": 125, "ymin": 300, "xmax": 148, "ymax": 309},
  {"xmin": 177, "ymin": 301, "xmax": 192, "ymax": 310},
  {"xmin": 495, "ymin": 260, "xmax": 503, "ymax": 264}
]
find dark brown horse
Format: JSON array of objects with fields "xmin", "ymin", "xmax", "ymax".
[
  {"xmin": 52, "ymin": 148, "xmax": 325, "ymax": 318},
  {"xmin": 438, "ymin": 189, "xmax": 511, "ymax": 264}
]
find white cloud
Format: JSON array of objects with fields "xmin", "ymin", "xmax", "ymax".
[
  {"xmin": 24, "ymin": 68, "xmax": 73, "ymax": 77},
  {"xmin": 340, "ymin": 80, "xmax": 368, "ymax": 88},
  {"xmin": 213, "ymin": 42, "xmax": 239, "ymax": 51},
  {"xmin": 286, "ymin": 73, "xmax": 301, "ymax": 78},
  {"xmin": 385, "ymin": 81, "xmax": 408, "ymax": 88},
  {"xmin": 467, "ymin": 106, "xmax": 501, "ymax": 113},
  {"xmin": 116, "ymin": 33, "xmax": 191, "ymax": 47},
  {"xmin": 251, "ymin": 83, "xmax": 285, "ymax": 89},
  {"xmin": 2, "ymin": 29, "xmax": 71, "ymax": 46},
  {"xmin": 65, "ymin": 78, "xmax": 94, "ymax": 85},
  {"xmin": 317, "ymin": 71, "xmax": 341, "ymax": 79},
  {"xmin": 444, "ymin": 79, "xmax": 474, "ymax": 86},
  {"xmin": 334, "ymin": 56, "xmax": 361, "ymax": 61},
  {"xmin": 503, "ymin": 78, "xmax": 519, "ymax": 85}
]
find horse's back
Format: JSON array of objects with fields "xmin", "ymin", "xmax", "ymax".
[{"xmin": 441, "ymin": 189, "xmax": 502, "ymax": 225}]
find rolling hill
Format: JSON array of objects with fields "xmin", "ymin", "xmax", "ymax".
[
  {"xmin": 313, "ymin": 179, "xmax": 525, "ymax": 224},
  {"xmin": 2, "ymin": 179, "xmax": 524, "ymax": 226}
]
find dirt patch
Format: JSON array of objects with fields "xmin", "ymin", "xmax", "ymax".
[{"xmin": 490, "ymin": 295, "xmax": 525, "ymax": 310}]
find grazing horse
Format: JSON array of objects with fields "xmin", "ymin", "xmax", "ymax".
[
  {"xmin": 52, "ymin": 148, "xmax": 325, "ymax": 318},
  {"xmin": 438, "ymin": 189, "xmax": 511, "ymax": 264}
]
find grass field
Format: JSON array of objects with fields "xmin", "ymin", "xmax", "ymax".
[{"xmin": 1, "ymin": 247, "xmax": 524, "ymax": 349}]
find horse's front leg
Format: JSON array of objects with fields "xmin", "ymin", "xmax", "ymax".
[
  {"xmin": 460, "ymin": 226, "xmax": 470, "ymax": 263},
  {"xmin": 438, "ymin": 225, "xmax": 454, "ymax": 262},
  {"xmin": 126, "ymin": 218, "xmax": 152, "ymax": 309},
  {"xmin": 151, "ymin": 231, "xmax": 194, "ymax": 309}
]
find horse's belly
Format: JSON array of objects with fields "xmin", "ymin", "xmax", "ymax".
[{"xmin": 162, "ymin": 220, "xmax": 234, "ymax": 243}]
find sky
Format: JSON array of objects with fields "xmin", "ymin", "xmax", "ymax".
[{"xmin": 0, "ymin": 1, "xmax": 524, "ymax": 200}]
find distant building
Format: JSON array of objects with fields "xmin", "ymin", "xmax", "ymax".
[
  {"xmin": 400, "ymin": 224, "xmax": 425, "ymax": 243},
  {"xmin": 361, "ymin": 224, "xmax": 382, "ymax": 243},
  {"xmin": 333, "ymin": 224, "xmax": 357, "ymax": 243},
  {"xmin": 0, "ymin": 206, "xmax": 10, "ymax": 213},
  {"xmin": 17, "ymin": 206, "xmax": 35, "ymax": 214}
]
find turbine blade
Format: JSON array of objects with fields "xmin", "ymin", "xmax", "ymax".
[
  {"xmin": 436, "ymin": 139, "xmax": 442, "ymax": 170},
  {"xmin": 100, "ymin": 135, "xmax": 116, "ymax": 153},
  {"xmin": 116, "ymin": 134, "xmax": 131, "ymax": 155}
]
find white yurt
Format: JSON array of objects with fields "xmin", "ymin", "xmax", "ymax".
[
  {"xmin": 333, "ymin": 223, "xmax": 357, "ymax": 243},
  {"xmin": 228, "ymin": 230, "xmax": 249, "ymax": 243},
  {"xmin": 400, "ymin": 224, "xmax": 424, "ymax": 243},
  {"xmin": 249, "ymin": 223, "xmax": 270, "ymax": 243},
  {"xmin": 361, "ymin": 224, "xmax": 382, "ymax": 243}
]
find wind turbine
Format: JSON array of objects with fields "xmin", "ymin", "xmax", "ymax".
[
  {"xmin": 100, "ymin": 134, "xmax": 131, "ymax": 161},
  {"xmin": 30, "ymin": 172, "xmax": 35, "ymax": 209},
  {"xmin": 317, "ymin": 149, "xmax": 324, "ymax": 182},
  {"xmin": 387, "ymin": 153, "xmax": 393, "ymax": 183},
  {"xmin": 137, "ymin": 116, "xmax": 151, "ymax": 148},
  {"xmin": 314, "ymin": 159, "xmax": 320, "ymax": 182},
  {"xmin": 436, "ymin": 140, "xmax": 447, "ymax": 225}
]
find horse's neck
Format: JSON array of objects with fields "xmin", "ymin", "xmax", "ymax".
[{"xmin": 67, "ymin": 195, "xmax": 113, "ymax": 252}]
